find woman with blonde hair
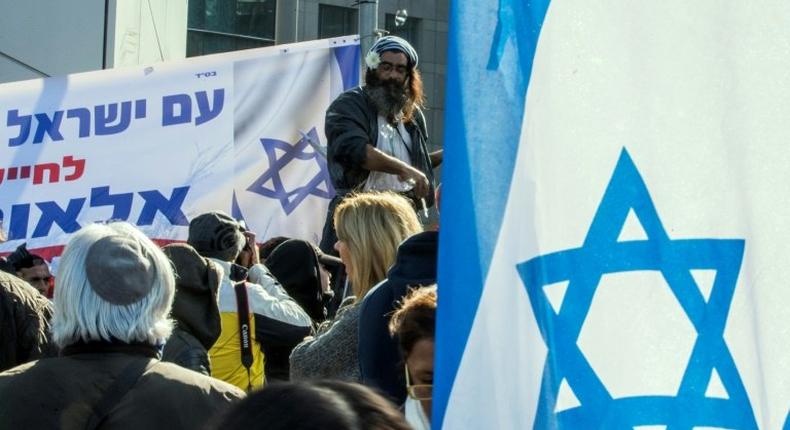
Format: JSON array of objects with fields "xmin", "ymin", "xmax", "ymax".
[{"xmin": 290, "ymin": 192, "xmax": 422, "ymax": 382}]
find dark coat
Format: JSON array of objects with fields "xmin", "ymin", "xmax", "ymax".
[
  {"xmin": 161, "ymin": 244, "xmax": 223, "ymax": 376},
  {"xmin": 325, "ymin": 86, "xmax": 436, "ymax": 206},
  {"xmin": 357, "ymin": 231, "xmax": 438, "ymax": 403},
  {"xmin": 0, "ymin": 342, "xmax": 244, "ymax": 429},
  {"xmin": 0, "ymin": 271, "xmax": 56, "ymax": 372}
]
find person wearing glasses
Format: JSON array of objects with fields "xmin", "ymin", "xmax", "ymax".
[
  {"xmin": 389, "ymin": 285, "xmax": 437, "ymax": 430},
  {"xmin": 319, "ymin": 35, "xmax": 443, "ymax": 255}
]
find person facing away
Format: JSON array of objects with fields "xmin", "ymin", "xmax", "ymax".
[
  {"xmin": 187, "ymin": 211, "xmax": 312, "ymax": 391},
  {"xmin": 261, "ymin": 238, "xmax": 342, "ymax": 381},
  {"xmin": 161, "ymin": 243, "xmax": 223, "ymax": 376},
  {"xmin": 212, "ymin": 380, "xmax": 411, "ymax": 430},
  {"xmin": 389, "ymin": 286, "xmax": 438, "ymax": 430},
  {"xmin": 0, "ymin": 222, "xmax": 244, "ymax": 430},
  {"xmin": 290, "ymin": 192, "xmax": 422, "ymax": 382},
  {"xmin": 0, "ymin": 270, "xmax": 56, "ymax": 372},
  {"xmin": 358, "ymin": 229, "xmax": 438, "ymax": 403},
  {"xmin": 320, "ymin": 35, "xmax": 443, "ymax": 254}
]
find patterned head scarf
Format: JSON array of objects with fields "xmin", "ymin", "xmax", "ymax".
[{"xmin": 366, "ymin": 35, "xmax": 419, "ymax": 69}]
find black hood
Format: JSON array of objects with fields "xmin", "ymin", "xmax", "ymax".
[
  {"xmin": 386, "ymin": 230, "xmax": 438, "ymax": 286},
  {"xmin": 162, "ymin": 244, "xmax": 222, "ymax": 349},
  {"xmin": 266, "ymin": 239, "xmax": 327, "ymax": 323}
]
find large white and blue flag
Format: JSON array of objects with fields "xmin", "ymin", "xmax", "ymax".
[{"xmin": 437, "ymin": 1, "xmax": 790, "ymax": 429}]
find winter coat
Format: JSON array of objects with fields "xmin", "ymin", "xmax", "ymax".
[
  {"xmin": 209, "ymin": 261, "xmax": 312, "ymax": 391},
  {"xmin": 290, "ymin": 297, "xmax": 362, "ymax": 382},
  {"xmin": 325, "ymin": 86, "xmax": 436, "ymax": 206},
  {"xmin": 358, "ymin": 231, "xmax": 438, "ymax": 403},
  {"xmin": 0, "ymin": 341, "xmax": 244, "ymax": 429},
  {"xmin": 0, "ymin": 271, "xmax": 56, "ymax": 372},
  {"xmin": 161, "ymin": 244, "xmax": 223, "ymax": 376}
]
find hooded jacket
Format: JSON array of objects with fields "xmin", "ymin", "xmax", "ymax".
[
  {"xmin": 161, "ymin": 244, "xmax": 223, "ymax": 376},
  {"xmin": 264, "ymin": 240, "xmax": 330, "ymax": 381},
  {"xmin": 357, "ymin": 231, "xmax": 438, "ymax": 403},
  {"xmin": 0, "ymin": 271, "xmax": 56, "ymax": 372}
]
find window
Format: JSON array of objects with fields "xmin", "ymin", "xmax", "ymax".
[
  {"xmin": 318, "ymin": 5, "xmax": 358, "ymax": 39},
  {"xmin": 385, "ymin": 13, "xmax": 420, "ymax": 51},
  {"xmin": 187, "ymin": 0, "xmax": 276, "ymax": 57}
]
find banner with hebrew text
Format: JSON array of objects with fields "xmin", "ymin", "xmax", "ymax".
[{"xmin": 0, "ymin": 37, "xmax": 360, "ymax": 260}]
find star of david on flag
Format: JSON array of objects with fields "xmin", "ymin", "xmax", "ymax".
[
  {"xmin": 516, "ymin": 149, "xmax": 757, "ymax": 429},
  {"xmin": 247, "ymin": 127, "xmax": 335, "ymax": 215}
]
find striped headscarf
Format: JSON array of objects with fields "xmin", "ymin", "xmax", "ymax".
[{"xmin": 367, "ymin": 35, "xmax": 419, "ymax": 69}]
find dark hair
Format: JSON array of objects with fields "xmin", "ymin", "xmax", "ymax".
[
  {"xmin": 259, "ymin": 236, "xmax": 290, "ymax": 261},
  {"xmin": 364, "ymin": 66, "xmax": 425, "ymax": 123},
  {"xmin": 14, "ymin": 254, "xmax": 46, "ymax": 271},
  {"xmin": 389, "ymin": 286, "xmax": 437, "ymax": 356},
  {"xmin": 313, "ymin": 381, "xmax": 411, "ymax": 430},
  {"xmin": 211, "ymin": 382, "xmax": 360, "ymax": 430}
]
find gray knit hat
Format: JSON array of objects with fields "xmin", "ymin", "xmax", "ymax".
[
  {"xmin": 187, "ymin": 211, "xmax": 245, "ymax": 262},
  {"xmin": 85, "ymin": 235, "xmax": 156, "ymax": 305}
]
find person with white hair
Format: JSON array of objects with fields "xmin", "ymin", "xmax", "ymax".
[{"xmin": 0, "ymin": 222, "xmax": 244, "ymax": 429}]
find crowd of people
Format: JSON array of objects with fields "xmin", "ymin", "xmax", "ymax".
[{"xmin": 0, "ymin": 36, "xmax": 444, "ymax": 429}]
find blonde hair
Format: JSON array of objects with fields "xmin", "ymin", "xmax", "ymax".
[{"xmin": 334, "ymin": 192, "xmax": 422, "ymax": 300}]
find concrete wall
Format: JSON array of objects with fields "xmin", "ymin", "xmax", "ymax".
[{"xmin": 0, "ymin": 0, "xmax": 187, "ymax": 84}]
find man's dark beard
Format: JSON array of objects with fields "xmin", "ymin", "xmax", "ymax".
[{"xmin": 366, "ymin": 74, "xmax": 409, "ymax": 123}]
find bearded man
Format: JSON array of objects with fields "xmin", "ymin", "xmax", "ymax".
[{"xmin": 320, "ymin": 36, "xmax": 442, "ymax": 253}]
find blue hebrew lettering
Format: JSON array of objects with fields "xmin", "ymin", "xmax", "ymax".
[
  {"xmin": 32, "ymin": 198, "xmax": 85, "ymax": 238},
  {"xmin": 194, "ymin": 89, "xmax": 224, "ymax": 125},
  {"xmin": 32, "ymin": 111, "xmax": 65, "ymax": 143},
  {"xmin": 162, "ymin": 94, "xmax": 192, "ymax": 126},
  {"xmin": 136, "ymin": 186, "xmax": 189, "ymax": 226},
  {"xmin": 134, "ymin": 99, "xmax": 146, "ymax": 119},
  {"xmin": 66, "ymin": 108, "xmax": 92, "ymax": 138},
  {"xmin": 7, "ymin": 204, "xmax": 30, "ymax": 240},
  {"xmin": 7, "ymin": 110, "xmax": 32, "ymax": 147},
  {"xmin": 90, "ymin": 186, "xmax": 133, "ymax": 221},
  {"xmin": 95, "ymin": 101, "xmax": 132, "ymax": 136}
]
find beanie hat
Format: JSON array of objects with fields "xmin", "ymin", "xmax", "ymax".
[{"xmin": 187, "ymin": 211, "xmax": 245, "ymax": 262}]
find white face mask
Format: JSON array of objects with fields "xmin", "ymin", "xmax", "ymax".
[{"xmin": 404, "ymin": 396, "xmax": 431, "ymax": 430}]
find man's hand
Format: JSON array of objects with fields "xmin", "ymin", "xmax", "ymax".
[
  {"xmin": 362, "ymin": 145, "xmax": 430, "ymax": 198},
  {"xmin": 398, "ymin": 165, "xmax": 430, "ymax": 198},
  {"xmin": 236, "ymin": 231, "xmax": 260, "ymax": 268}
]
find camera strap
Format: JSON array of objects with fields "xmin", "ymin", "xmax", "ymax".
[{"xmin": 233, "ymin": 281, "xmax": 254, "ymax": 391}]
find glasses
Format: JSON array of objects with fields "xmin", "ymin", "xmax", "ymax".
[
  {"xmin": 404, "ymin": 364, "xmax": 432, "ymax": 400},
  {"xmin": 378, "ymin": 61, "xmax": 409, "ymax": 75}
]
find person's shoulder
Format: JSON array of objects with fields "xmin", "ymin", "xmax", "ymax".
[
  {"xmin": 0, "ymin": 359, "xmax": 39, "ymax": 379},
  {"xmin": 360, "ymin": 280, "xmax": 395, "ymax": 313},
  {"xmin": 149, "ymin": 361, "xmax": 245, "ymax": 399}
]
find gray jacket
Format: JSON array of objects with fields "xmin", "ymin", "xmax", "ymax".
[{"xmin": 289, "ymin": 298, "xmax": 362, "ymax": 382}]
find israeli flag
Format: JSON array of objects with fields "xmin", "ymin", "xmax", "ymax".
[{"xmin": 437, "ymin": 1, "xmax": 790, "ymax": 429}]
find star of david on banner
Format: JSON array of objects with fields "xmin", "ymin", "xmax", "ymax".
[
  {"xmin": 517, "ymin": 149, "xmax": 757, "ymax": 429},
  {"xmin": 247, "ymin": 127, "xmax": 335, "ymax": 215}
]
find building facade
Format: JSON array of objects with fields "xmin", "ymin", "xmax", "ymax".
[{"xmin": 187, "ymin": 0, "xmax": 449, "ymax": 147}]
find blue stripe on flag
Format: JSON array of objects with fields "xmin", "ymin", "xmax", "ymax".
[
  {"xmin": 435, "ymin": 0, "xmax": 551, "ymax": 427},
  {"xmin": 332, "ymin": 45, "xmax": 360, "ymax": 91},
  {"xmin": 232, "ymin": 191, "xmax": 246, "ymax": 223}
]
